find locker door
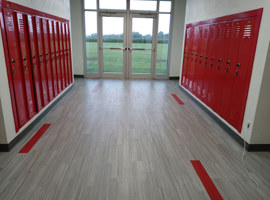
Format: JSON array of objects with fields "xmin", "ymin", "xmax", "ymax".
[
  {"xmin": 211, "ymin": 23, "xmax": 225, "ymax": 113},
  {"xmin": 66, "ymin": 22, "xmax": 72, "ymax": 84},
  {"xmin": 3, "ymin": 9, "xmax": 29, "ymax": 127},
  {"xmin": 27, "ymin": 14, "xmax": 44, "ymax": 111},
  {"xmin": 16, "ymin": 12, "xmax": 37, "ymax": 119},
  {"xmin": 200, "ymin": 25, "xmax": 209, "ymax": 102},
  {"xmin": 181, "ymin": 27, "xmax": 190, "ymax": 87},
  {"xmin": 196, "ymin": 26, "xmax": 204, "ymax": 98},
  {"xmin": 58, "ymin": 21, "xmax": 66, "ymax": 89},
  {"xmin": 228, "ymin": 17, "xmax": 256, "ymax": 132},
  {"xmin": 220, "ymin": 21, "xmax": 241, "ymax": 122},
  {"xmin": 186, "ymin": 26, "xmax": 194, "ymax": 90},
  {"xmin": 35, "ymin": 16, "xmax": 49, "ymax": 105},
  {"xmin": 42, "ymin": 18, "xmax": 54, "ymax": 101},
  {"xmin": 62, "ymin": 22, "xmax": 69, "ymax": 86},
  {"xmin": 48, "ymin": 20, "xmax": 59, "ymax": 96},
  {"xmin": 192, "ymin": 26, "xmax": 201, "ymax": 96},
  {"xmin": 206, "ymin": 24, "xmax": 218, "ymax": 108},
  {"xmin": 54, "ymin": 20, "xmax": 62, "ymax": 92}
]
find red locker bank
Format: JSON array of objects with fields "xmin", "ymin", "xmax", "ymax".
[
  {"xmin": 0, "ymin": 1, "xmax": 73, "ymax": 132},
  {"xmin": 181, "ymin": 9, "xmax": 262, "ymax": 133}
]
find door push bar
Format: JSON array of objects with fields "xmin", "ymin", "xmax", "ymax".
[{"xmin": 100, "ymin": 47, "xmax": 155, "ymax": 51}]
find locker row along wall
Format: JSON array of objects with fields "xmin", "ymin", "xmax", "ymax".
[
  {"xmin": 181, "ymin": 9, "xmax": 262, "ymax": 135},
  {"xmin": 0, "ymin": 1, "xmax": 73, "ymax": 150}
]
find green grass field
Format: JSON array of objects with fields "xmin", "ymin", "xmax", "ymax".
[{"xmin": 86, "ymin": 42, "xmax": 168, "ymax": 74}]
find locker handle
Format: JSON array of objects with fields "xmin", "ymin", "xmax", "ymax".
[
  {"xmin": 13, "ymin": 68, "xmax": 16, "ymax": 74},
  {"xmin": 227, "ymin": 61, "xmax": 230, "ymax": 65},
  {"xmin": 192, "ymin": 53, "xmax": 194, "ymax": 55},
  {"xmin": 195, "ymin": 54, "xmax": 198, "ymax": 56},
  {"xmin": 46, "ymin": 53, "xmax": 48, "ymax": 56},
  {"xmin": 205, "ymin": 56, "xmax": 208, "ymax": 59},
  {"xmin": 51, "ymin": 52, "xmax": 54, "ymax": 55},
  {"xmin": 24, "ymin": 66, "xmax": 27, "ymax": 71},
  {"xmin": 210, "ymin": 63, "xmax": 213, "ymax": 68},
  {"xmin": 33, "ymin": 56, "xmax": 35, "ymax": 58},
  {"xmin": 225, "ymin": 68, "xmax": 229, "ymax": 73},
  {"xmin": 218, "ymin": 59, "xmax": 221, "ymax": 62},
  {"xmin": 211, "ymin": 57, "xmax": 214, "ymax": 60},
  {"xmin": 23, "ymin": 57, "xmax": 26, "ymax": 61},
  {"xmin": 217, "ymin": 66, "xmax": 220, "ymax": 70},
  {"xmin": 11, "ymin": 59, "xmax": 15, "ymax": 64},
  {"xmin": 40, "ymin": 54, "xmax": 42, "ymax": 57},
  {"xmin": 235, "ymin": 70, "xmax": 238, "ymax": 76},
  {"xmin": 200, "ymin": 55, "xmax": 203, "ymax": 58},
  {"xmin": 236, "ymin": 63, "xmax": 240, "ymax": 67}
]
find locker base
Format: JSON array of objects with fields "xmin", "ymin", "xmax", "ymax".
[
  {"xmin": 179, "ymin": 85, "xmax": 270, "ymax": 152},
  {"xmin": 0, "ymin": 84, "xmax": 74, "ymax": 152}
]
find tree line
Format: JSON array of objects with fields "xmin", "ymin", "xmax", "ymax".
[{"xmin": 86, "ymin": 32, "xmax": 169, "ymax": 43}]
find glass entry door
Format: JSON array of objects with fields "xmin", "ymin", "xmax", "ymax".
[
  {"xmin": 99, "ymin": 13, "xmax": 126, "ymax": 78},
  {"xmin": 128, "ymin": 14, "xmax": 157, "ymax": 79}
]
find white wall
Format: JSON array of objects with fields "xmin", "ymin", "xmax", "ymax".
[
  {"xmin": 0, "ymin": 0, "xmax": 71, "ymax": 144},
  {"xmin": 70, "ymin": 0, "xmax": 84, "ymax": 75},
  {"xmin": 183, "ymin": 0, "xmax": 270, "ymax": 144},
  {"xmin": 169, "ymin": 0, "xmax": 186, "ymax": 77}
]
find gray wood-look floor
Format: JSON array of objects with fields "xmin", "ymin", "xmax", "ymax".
[{"xmin": 0, "ymin": 78, "xmax": 270, "ymax": 200}]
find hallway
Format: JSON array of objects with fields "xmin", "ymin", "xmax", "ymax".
[{"xmin": 0, "ymin": 78, "xmax": 269, "ymax": 200}]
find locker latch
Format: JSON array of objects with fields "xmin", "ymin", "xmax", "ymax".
[
  {"xmin": 24, "ymin": 65, "xmax": 27, "ymax": 71},
  {"xmin": 11, "ymin": 59, "xmax": 15, "ymax": 64},
  {"xmin": 205, "ymin": 56, "xmax": 208, "ymax": 59},
  {"xmin": 218, "ymin": 59, "xmax": 221, "ymax": 62},
  {"xmin": 225, "ymin": 68, "xmax": 229, "ymax": 73},
  {"xmin": 235, "ymin": 70, "xmax": 238, "ymax": 76},
  {"xmin": 236, "ymin": 63, "xmax": 240, "ymax": 67},
  {"xmin": 227, "ymin": 60, "xmax": 230, "ymax": 65},
  {"xmin": 23, "ymin": 57, "xmax": 26, "ymax": 61},
  {"xmin": 13, "ymin": 68, "xmax": 16, "ymax": 74},
  {"xmin": 211, "ymin": 57, "xmax": 214, "ymax": 61},
  {"xmin": 217, "ymin": 66, "xmax": 220, "ymax": 70}
]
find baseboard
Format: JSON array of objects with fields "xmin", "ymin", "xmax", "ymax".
[
  {"xmin": 0, "ymin": 84, "xmax": 74, "ymax": 152},
  {"xmin": 169, "ymin": 77, "xmax": 179, "ymax": 80},
  {"xmin": 179, "ymin": 85, "xmax": 270, "ymax": 152},
  {"xmin": 74, "ymin": 74, "xmax": 84, "ymax": 78}
]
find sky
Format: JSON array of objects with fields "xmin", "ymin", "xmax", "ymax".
[{"xmin": 84, "ymin": 0, "xmax": 171, "ymax": 36}]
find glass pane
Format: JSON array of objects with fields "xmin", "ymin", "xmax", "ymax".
[
  {"xmin": 157, "ymin": 14, "xmax": 170, "ymax": 60},
  {"xmin": 102, "ymin": 17, "xmax": 123, "ymax": 48},
  {"xmin": 102, "ymin": 17, "xmax": 124, "ymax": 73},
  {"xmin": 85, "ymin": 12, "xmax": 97, "ymax": 59},
  {"xmin": 132, "ymin": 50, "xmax": 151, "ymax": 73},
  {"xmin": 156, "ymin": 62, "xmax": 167, "ymax": 74},
  {"xmin": 100, "ymin": 0, "xmax": 126, "ymax": 10},
  {"xmin": 84, "ymin": 0, "xmax": 96, "ymax": 9},
  {"xmin": 160, "ymin": 1, "xmax": 171, "ymax": 12},
  {"xmin": 103, "ymin": 49, "xmax": 123, "ymax": 73},
  {"xmin": 87, "ymin": 60, "xmax": 98, "ymax": 73},
  {"xmin": 131, "ymin": 18, "xmax": 153, "ymax": 74},
  {"xmin": 130, "ymin": 0, "xmax": 157, "ymax": 11}
]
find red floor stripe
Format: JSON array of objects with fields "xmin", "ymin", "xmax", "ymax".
[
  {"xmin": 92, "ymin": 84, "xmax": 100, "ymax": 92},
  {"xmin": 171, "ymin": 94, "xmax": 184, "ymax": 105},
  {"xmin": 19, "ymin": 124, "xmax": 51, "ymax": 153},
  {"xmin": 191, "ymin": 160, "xmax": 223, "ymax": 200}
]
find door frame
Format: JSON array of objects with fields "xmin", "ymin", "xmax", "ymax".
[
  {"xmin": 98, "ymin": 12, "xmax": 127, "ymax": 79},
  {"xmin": 127, "ymin": 13, "xmax": 158, "ymax": 79}
]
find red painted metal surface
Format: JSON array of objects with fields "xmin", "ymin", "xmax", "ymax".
[
  {"xmin": 61, "ymin": 22, "xmax": 68, "ymax": 86},
  {"xmin": 181, "ymin": 8, "xmax": 262, "ymax": 133},
  {"xmin": 2, "ymin": 8, "xmax": 29, "ymax": 127},
  {"xmin": 54, "ymin": 20, "xmax": 62, "ymax": 92},
  {"xmin": 58, "ymin": 21, "xmax": 66, "ymax": 89},
  {"xmin": 191, "ymin": 160, "xmax": 223, "ymax": 200},
  {"xmin": 27, "ymin": 14, "xmax": 44, "ymax": 112},
  {"xmin": 16, "ymin": 12, "xmax": 37, "ymax": 119},
  {"xmin": 35, "ymin": 16, "xmax": 49, "ymax": 106},
  {"xmin": 66, "ymin": 23, "xmax": 73, "ymax": 84},
  {"xmin": 48, "ymin": 19, "xmax": 58, "ymax": 96},
  {"xmin": 0, "ymin": 7, "xmax": 19, "ymax": 131},
  {"xmin": 19, "ymin": 124, "xmax": 51, "ymax": 153},
  {"xmin": 42, "ymin": 17, "xmax": 54, "ymax": 101}
]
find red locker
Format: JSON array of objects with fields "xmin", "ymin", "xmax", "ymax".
[
  {"xmin": 35, "ymin": 16, "xmax": 49, "ymax": 105},
  {"xmin": 42, "ymin": 18, "xmax": 54, "ymax": 101},
  {"xmin": 54, "ymin": 20, "xmax": 62, "ymax": 92},
  {"xmin": 220, "ymin": 21, "xmax": 242, "ymax": 121},
  {"xmin": 196, "ymin": 25, "xmax": 205, "ymax": 99},
  {"xmin": 185, "ymin": 27, "xmax": 194, "ymax": 89},
  {"xmin": 58, "ymin": 21, "xmax": 66, "ymax": 89},
  {"xmin": 48, "ymin": 20, "xmax": 59, "ymax": 96},
  {"xmin": 16, "ymin": 12, "xmax": 37, "ymax": 119},
  {"xmin": 66, "ymin": 23, "xmax": 72, "ymax": 84},
  {"xmin": 181, "ymin": 27, "xmax": 190, "ymax": 87},
  {"xmin": 3, "ymin": 8, "xmax": 29, "ymax": 127},
  {"xmin": 62, "ymin": 22, "xmax": 69, "ymax": 86},
  {"xmin": 27, "ymin": 14, "xmax": 44, "ymax": 111},
  {"xmin": 200, "ymin": 25, "xmax": 209, "ymax": 102},
  {"xmin": 228, "ymin": 17, "xmax": 257, "ymax": 132}
]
